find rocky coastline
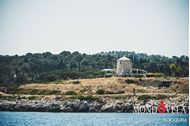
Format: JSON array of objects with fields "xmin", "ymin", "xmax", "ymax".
[{"xmin": 0, "ymin": 95, "xmax": 188, "ymax": 113}]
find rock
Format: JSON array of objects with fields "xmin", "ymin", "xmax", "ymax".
[{"xmin": 0, "ymin": 95, "xmax": 188, "ymax": 113}]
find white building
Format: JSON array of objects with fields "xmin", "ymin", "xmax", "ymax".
[{"xmin": 116, "ymin": 56, "xmax": 132, "ymax": 76}]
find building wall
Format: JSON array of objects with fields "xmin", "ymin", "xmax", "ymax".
[{"xmin": 116, "ymin": 60, "xmax": 132, "ymax": 75}]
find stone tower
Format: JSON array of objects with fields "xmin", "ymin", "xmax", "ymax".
[{"xmin": 116, "ymin": 56, "xmax": 132, "ymax": 76}]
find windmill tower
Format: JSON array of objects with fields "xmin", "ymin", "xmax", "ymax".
[{"xmin": 116, "ymin": 56, "xmax": 132, "ymax": 76}]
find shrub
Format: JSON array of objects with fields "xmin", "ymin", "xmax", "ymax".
[
  {"xmin": 71, "ymin": 95, "xmax": 99, "ymax": 101},
  {"xmin": 15, "ymin": 74, "xmax": 27, "ymax": 83},
  {"xmin": 38, "ymin": 89, "xmax": 61, "ymax": 95},
  {"xmin": 53, "ymin": 80, "xmax": 64, "ymax": 84},
  {"xmin": 0, "ymin": 95, "xmax": 17, "ymax": 100},
  {"xmin": 138, "ymin": 94, "xmax": 152, "ymax": 101},
  {"xmin": 19, "ymin": 89, "xmax": 61, "ymax": 95},
  {"xmin": 64, "ymin": 91, "xmax": 77, "ymax": 95},
  {"xmin": 113, "ymin": 94, "xmax": 135, "ymax": 99},
  {"xmin": 72, "ymin": 80, "xmax": 81, "ymax": 84},
  {"xmin": 146, "ymin": 73, "xmax": 164, "ymax": 77},
  {"xmin": 136, "ymin": 89, "xmax": 147, "ymax": 93},
  {"xmin": 0, "ymin": 84, "xmax": 22, "ymax": 94},
  {"xmin": 138, "ymin": 94, "xmax": 168, "ymax": 101},
  {"xmin": 96, "ymin": 89, "xmax": 105, "ymax": 95},
  {"xmin": 155, "ymin": 94, "xmax": 168, "ymax": 100},
  {"xmin": 19, "ymin": 89, "xmax": 38, "ymax": 95},
  {"xmin": 27, "ymin": 96, "xmax": 37, "ymax": 100},
  {"xmin": 44, "ymin": 75, "xmax": 57, "ymax": 82}
]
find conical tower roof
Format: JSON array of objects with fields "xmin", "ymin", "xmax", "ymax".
[{"xmin": 117, "ymin": 56, "xmax": 131, "ymax": 61}]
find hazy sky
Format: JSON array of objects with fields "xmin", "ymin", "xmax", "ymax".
[{"xmin": 0, "ymin": 0, "xmax": 189, "ymax": 57}]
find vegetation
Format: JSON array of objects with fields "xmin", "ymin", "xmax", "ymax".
[
  {"xmin": 146, "ymin": 73, "xmax": 164, "ymax": 77},
  {"xmin": 0, "ymin": 51, "xmax": 188, "ymax": 84},
  {"xmin": 0, "ymin": 84, "xmax": 21, "ymax": 94},
  {"xmin": 64, "ymin": 91, "xmax": 77, "ymax": 95},
  {"xmin": 96, "ymin": 89, "xmax": 105, "ymax": 95},
  {"xmin": 112, "ymin": 94, "xmax": 135, "ymax": 99},
  {"xmin": 27, "ymin": 96, "xmax": 38, "ymax": 100},
  {"xmin": 0, "ymin": 84, "xmax": 61, "ymax": 95},
  {"xmin": 136, "ymin": 89, "xmax": 147, "ymax": 93},
  {"xmin": 52, "ymin": 80, "xmax": 65, "ymax": 84},
  {"xmin": 72, "ymin": 80, "xmax": 81, "ymax": 84},
  {"xmin": 71, "ymin": 95, "xmax": 99, "ymax": 101},
  {"xmin": 138, "ymin": 94, "xmax": 152, "ymax": 101},
  {"xmin": 0, "ymin": 95, "xmax": 18, "ymax": 100},
  {"xmin": 0, "ymin": 95, "xmax": 38, "ymax": 100},
  {"xmin": 138, "ymin": 94, "xmax": 168, "ymax": 101},
  {"xmin": 19, "ymin": 89, "xmax": 61, "ymax": 95},
  {"xmin": 156, "ymin": 94, "xmax": 168, "ymax": 100}
]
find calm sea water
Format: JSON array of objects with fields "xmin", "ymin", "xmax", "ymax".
[{"xmin": 0, "ymin": 112, "xmax": 188, "ymax": 126}]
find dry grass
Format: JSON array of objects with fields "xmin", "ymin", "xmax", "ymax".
[{"xmin": 19, "ymin": 77, "xmax": 188, "ymax": 95}]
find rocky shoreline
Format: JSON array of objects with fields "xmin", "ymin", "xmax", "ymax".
[{"xmin": 0, "ymin": 95, "xmax": 188, "ymax": 113}]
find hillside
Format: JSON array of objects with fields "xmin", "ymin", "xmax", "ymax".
[
  {"xmin": 0, "ymin": 77, "xmax": 188, "ymax": 112},
  {"xmin": 0, "ymin": 51, "xmax": 189, "ymax": 84},
  {"xmin": 0, "ymin": 77, "xmax": 188, "ymax": 96}
]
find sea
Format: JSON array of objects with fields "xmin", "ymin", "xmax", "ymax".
[{"xmin": 0, "ymin": 112, "xmax": 188, "ymax": 126}]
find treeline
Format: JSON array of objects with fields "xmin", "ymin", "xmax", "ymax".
[
  {"xmin": 100, "ymin": 51, "xmax": 189, "ymax": 76},
  {"xmin": 0, "ymin": 51, "xmax": 188, "ymax": 84}
]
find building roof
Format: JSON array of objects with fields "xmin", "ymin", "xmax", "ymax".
[
  {"xmin": 117, "ymin": 56, "xmax": 131, "ymax": 61},
  {"xmin": 102, "ymin": 69, "xmax": 114, "ymax": 72}
]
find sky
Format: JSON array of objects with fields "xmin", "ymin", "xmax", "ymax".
[{"xmin": 0, "ymin": 0, "xmax": 189, "ymax": 57}]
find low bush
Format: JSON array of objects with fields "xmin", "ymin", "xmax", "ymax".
[
  {"xmin": 53, "ymin": 80, "xmax": 65, "ymax": 84},
  {"xmin": 0, "ymin": 95, "xmax": 17, "ymax": 100},
  {"xmin": 27, "ymin": 96, "xmax": 37, "ymax": 100},
  {"xmin": 113, "ymin": 94, "xmax": 135, "ymax": 99},
  {"xmin": 146, "ymin": 73, "xmax": 164, "ymax": 77},
  {"xmin": 19, "ymin": 89, "xmax": 61, "ymax": 95},
  {"xmin": 71, "ymin": 95, "xmax": 99, "ymax": 101},
  {"xmin": 138, "ymin": 94, "xmax": 152, "ymax": 101},
  {"xmin": 96, "ymin": 89, "xmax": 105, "ymax": 95},
  {"xmin": 155, "ymin": 94, "xmax": 168, "ymax": 100},
  {"xmin": 138, "ymin": 94, "xmax": 168, "ymax": 101},
  {"xmin": 0, "ymin": 84, "xmax": 21, "ymax": 94},
  {"xmin": 136, "ymin": 89, "xmax": 147, "ymax": 93},
  {"xmin": 72, "ymin": 80, "xmax": 81, "ymax": 84},
  {"xmin": 64, "ymin": 91, "xmax": 77, "ymax": 95}
]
